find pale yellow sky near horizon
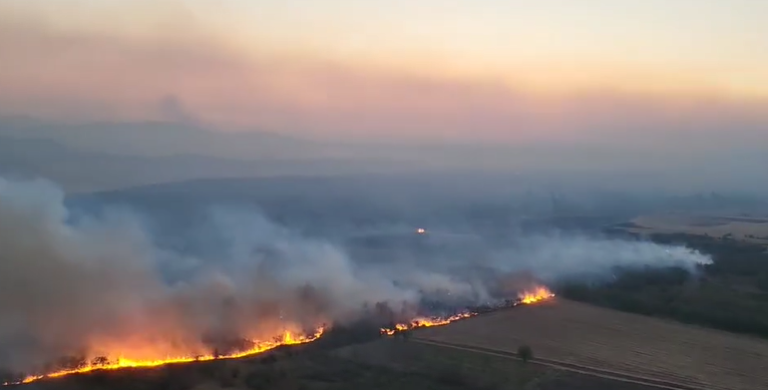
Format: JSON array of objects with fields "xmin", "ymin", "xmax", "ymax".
[{"xmin": 1, "ymin": 0, "xmax": 768, "ymax": 143}]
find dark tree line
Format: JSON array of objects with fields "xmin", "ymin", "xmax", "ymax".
[{"xmin": 560, "ymin": 234, "xmax": 768, "ymax": 338}]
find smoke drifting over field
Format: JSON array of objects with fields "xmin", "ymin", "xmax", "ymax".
[{"xmin": 0, "ymin": 177, "xmax": 711, "ymax": 373}]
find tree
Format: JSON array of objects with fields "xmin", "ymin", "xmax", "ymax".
[
  {"xmin": 517, "ymin": 345, "xmax": 533, "ymax": 363},
  {"xmin": 91, "ymin": 356, "xmax": 110, "ymax": 367}
]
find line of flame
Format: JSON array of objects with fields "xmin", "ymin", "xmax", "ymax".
[
  {"xmin": 380, "ymin": 287, "xmax": 556, "ymax": 336},
  {"xmin": 518, "ymin": 287, "xmax": 556, "ymax": 305},
  {"xmin": 380, "ymin": 312, "xmax": 475, "ymax": 336},
  {"xmin": 6, "ymin": 288, "xmax": 555, "ymax": 386},
  {"xmin": 4, "ymin": 328, "xmax": 325, "ymax": 386}
]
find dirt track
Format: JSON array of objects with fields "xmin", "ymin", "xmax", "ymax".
[
  {"xmin": 414, "ymin": 299, "xmax": 768, "ymax": 390},
  {"xmin": 414, "ymin": 338, "xmax": 695, "ymax": 390}
]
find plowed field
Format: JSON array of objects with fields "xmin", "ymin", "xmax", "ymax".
[{"xmin": 415, "ymin": 299, "xmax": 768, "ymax": 390}]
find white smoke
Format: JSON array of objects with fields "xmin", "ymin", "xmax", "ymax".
[
  {"xmin": 0, "ymin": 177, "xmax": 713, "ymax": 373},
  {"xmin": 0, "ymin": 178, "xmax": 415, "ymax": 372},
  {"xmin": 492, "ymin": 233, "xmax": 712, "ymax": 281}
]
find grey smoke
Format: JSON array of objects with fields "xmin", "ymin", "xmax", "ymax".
[
  {"xmin": 493, "ymin": 233, "xmax": 712, "ymax": 282},
  {"xmin": 0, "ymin": 177, "xmax": 711, "ymax": 373}
]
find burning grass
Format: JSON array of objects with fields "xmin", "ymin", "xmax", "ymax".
[
  {"xmin": 4, "ymin": 328, "xmax": 324, "ymax": 386},
  {"xmin": 380, "ymin": 286, "xmax": 555, "ymax": 336},
  {"xmin": 4, "ymin": 286, "xmax": 555, "ymax": 387}
]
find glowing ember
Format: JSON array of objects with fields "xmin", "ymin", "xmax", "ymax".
[
  {"xmin": 518, "ymin": 286, "xmax": 556, "ymax": 304},
  {"xmin": 4, "ymin": 328, "xmax": 324, "ymax": 386}
]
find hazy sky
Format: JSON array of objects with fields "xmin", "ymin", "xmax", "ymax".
[{"xmin": 1, "ymin": 0, "xmax": 767, "ymax": 145}]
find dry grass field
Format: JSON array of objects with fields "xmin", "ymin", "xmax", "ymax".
[
  {"xmin": 334, "ymin": 337, "xmax": 667, "ymax": 390},
  {"xmin": 18, "ymin": 339, "xmax": 659, "ymax": 390},
  {"xmin": 623, "ymin": 214, "xmax": 768, "ymax": 245},
  {"xmin": 415, "ymin": 299, "xmax": 768, "ymax": 390},
  {"xmin": 19, "ymin": 300, "xmax": 768, "ymax": 390}
]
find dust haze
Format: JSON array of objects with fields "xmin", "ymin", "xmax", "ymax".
[{"xmin": 0, "ymin": 177, "xmax": 712, "ymax": 374}]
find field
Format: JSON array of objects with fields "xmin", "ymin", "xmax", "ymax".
[
  {"xmin": 334, "ymin": 337, "xmax": 667, "ymax": 390},
  {"xmin": 18, "ymin": 336, "xmax": 669, "ymax": 390},
  {"xmin": 14, "ymin": 299, "xmax": 768, "ymax": 390},
  {"xmin": 12, "ymin": 305, "xmax": 689, "ymax": 390},
  {"xmin": 414, "ymin": 299, "xmax": 768, "ymax": 390},
  {"xmin": 620, "ymin": 214, "xmax": 768, "ymax": 245}
]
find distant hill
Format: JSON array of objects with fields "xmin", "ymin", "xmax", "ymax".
[
  {"xmin": 0, "ymin": 116, "xmax": 322, "ymax": 160},
  {"xmin": 3, "ymin": 116, "xmax": 767, "ymax": 196},
  {"xmin": 0, "ymin": 136, "xmax": 411, "ymax": 192}
]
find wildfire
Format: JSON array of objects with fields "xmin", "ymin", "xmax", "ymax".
[
  {"xmin": 517, "ymin": 286, "xmax": 556, "ymax": 304},
  {"xmin": 380, "ymin": 312, "xmax": 475, "ymax": 336},
  {"xmin": 4, "ymin": 328, "xmax": 324, "ymax": 386},
  {"xmin": 6, "ymin": 287, "xmax": 556, "ymax": 386},
  {"xmin": 380, "ymin": 286, "xmax": 556, "ymax": 336}
]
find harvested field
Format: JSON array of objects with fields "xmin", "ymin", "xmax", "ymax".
[
  {"xmin": 622, "ymin": 214, "xmax": 768, "ymax": 245},
  {"xmin": 415, "ymin": 299, "xmax": 768, "ymax": 390},
  {"xmin": 335, "ymin": 337, "xmax": 664, "ymax": 390}
]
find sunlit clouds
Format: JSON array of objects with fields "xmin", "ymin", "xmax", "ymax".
[{"xmin": 1, "ymin": 0, "xmax": 768, "ymax": 144}]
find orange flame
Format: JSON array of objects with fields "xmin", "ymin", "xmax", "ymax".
[
  {"xmin": 4, "ymin": 328, "xmax": 324, "ymax": 386},
  {"xmin": 517, "ymin": 286, "xmax": 556, "ymax": 304},
  {"xmin": 6, "ymin": 287, "xmax": 556, "ymax": 386},
  {"xmin": 380, "ymin": 286, "xmax": 555, "ymax": 336},
  {"xmin": 380, "ymin": 312, "xmax": 474, "ymax": 336}
]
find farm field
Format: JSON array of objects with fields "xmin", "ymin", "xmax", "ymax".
[
  {"xmin": 415, "ymin": 299, "xmax": 768, "ymax": 390},
  {"xmin": 8, "ymin": 336, "xmax": 662, "ymax": 390},
  {"xmin": 620, "ymin": 214, "xmax": 768, "ymax": 245},
  {"xmin": 335, "ymin": 337, "xmax": 665, "ymax": 390}
]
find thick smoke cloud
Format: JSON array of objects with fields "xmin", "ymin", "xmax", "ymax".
[
  {"xmin": 0, "ymin": 177, "xmax": 711, "ymax": 373},
  {"xmin": 492, "ymin": 233, "xmax": 713, "ymax": 282},
  {"xmin": 0, "ymin": 178, "xmax": 413, "ymax": 372}
]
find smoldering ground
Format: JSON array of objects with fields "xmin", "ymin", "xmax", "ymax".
[{"xmin": 0, "ymin": 177, "xmax": 712, "ymax": 374}]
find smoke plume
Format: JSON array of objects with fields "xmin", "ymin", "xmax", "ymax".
[{"xmin": 0, "ymin": 177, "xmax": 711, "ymax": 373}]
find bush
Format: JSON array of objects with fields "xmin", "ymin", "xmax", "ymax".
[{"xmin": 517, "ymin": 345, "xmax": 533, "ymax": 363}]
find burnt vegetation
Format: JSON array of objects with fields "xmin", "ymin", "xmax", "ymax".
[{"xmin": 560, "ymin": 233, "xmax": 768, "ymax": 338}]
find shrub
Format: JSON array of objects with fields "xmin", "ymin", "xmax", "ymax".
[{"xmin": 517, "ymin": 345, "xmax": 534, "ymax": 363}]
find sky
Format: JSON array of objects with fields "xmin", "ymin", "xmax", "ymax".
[{"xmin": 1, "ymin": 0, "xmax": 767, "ymax": 147}]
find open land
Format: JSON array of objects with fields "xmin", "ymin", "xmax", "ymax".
[
  {"xmin": 14, "ymin": 328, "xmax": 669, "ymax": 390},
  {"xmin": 618, "ymin": 214, "xmax": 768, "ymax": 246},
  {"xmin": 414, "ymin": 299, "xmax": 768, "ymax": 390},
  {"xmin": 14, "ymin": 299, "xmax": 768, "ymax": 390}
]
